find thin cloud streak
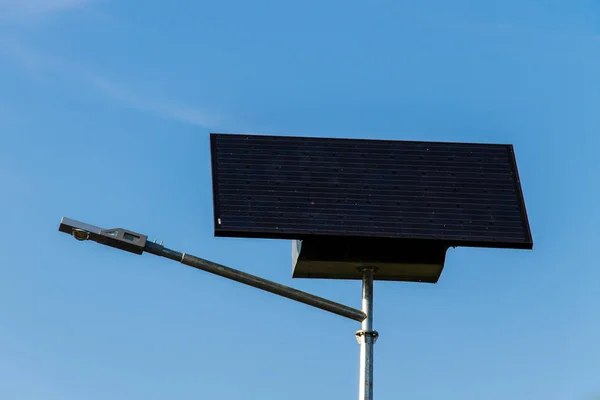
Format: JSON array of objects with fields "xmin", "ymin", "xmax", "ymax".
[
  {"xmin": 0, "ymin": 0, "xmax": 89, "ymax": 19},
  {"xmin": 87, "ymin": 75, "xmax": 222, "ymax": 128},
  {"xmin": 405, "ymin": 7, "xmax": 599, "ymax": 43},
  {"xmin": 0, "ymin": 40, "xmax": 222, "ymax": 129}
]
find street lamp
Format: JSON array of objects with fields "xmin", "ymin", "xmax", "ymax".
[
  {"xmin": 59, "ymin": 217, "xmax": 366, "ymax": 322},
  {"xmin": 60, "ymin": 133, "xmax": 533, "ymax": 400}
]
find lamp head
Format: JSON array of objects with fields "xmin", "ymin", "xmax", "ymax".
[
  {"xmin": 72, "ymin": 229, "xmax": 90, "ymax": 241},
  {"xmin": 59, "ymin": 217, "xmax": 147, "ymax": 255}
]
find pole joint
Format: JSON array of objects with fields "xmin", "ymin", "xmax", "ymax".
[
  {"xmin": 355, "ymin": 329, "xmax": 379, "ymax": 344},
  {"xmin": 358, "ymin": 266, "xmax": 379, "ymax": 273}
]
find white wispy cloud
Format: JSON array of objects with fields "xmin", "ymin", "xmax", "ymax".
[
  {"xmin": 0, "ymin": 40, "xmax": 223, "ymax": 129},
  {"xmin": 413, "ymin": 6, "xmax": 599, "ymax": 43},
  {"xmin": 85, "ymin": 74, "xmax": 223, "ymax": 128},
  {"xmin": 0, "ymin": 0, "xmax": 89, "ymax": 19}
]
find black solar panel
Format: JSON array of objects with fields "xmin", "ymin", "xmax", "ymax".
[{"xmin": 210, "ymin": 133, "xmax": 533, "ymax": 249}]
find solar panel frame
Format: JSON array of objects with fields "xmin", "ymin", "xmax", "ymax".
[
  {"xmin": 507, "ymin": 144, "xmax": 533, "ymax": 248},
  {"xmin": 209, "ymin": 133, "xmax": 533, "ymax": 250}
]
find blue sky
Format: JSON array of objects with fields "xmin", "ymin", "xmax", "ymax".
[{"xmin": 1, "ymin": 1, "xmax": 599, "ymax": 399}]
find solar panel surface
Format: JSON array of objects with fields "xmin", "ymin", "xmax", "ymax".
[{"xmin": 210, "ymin": 133, "xmax": 532, "ymax": 250}]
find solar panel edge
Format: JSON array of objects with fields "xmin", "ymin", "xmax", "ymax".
[
  {"xmin": 213, "ymin": 229, "xmax": 534, "ymax": 250},
  {"xmin": 209, "ymin": 132, "xmax": 514, "ymax": 148},
  {"xmin": 507, "ymin": 144, "xmax": 534, "ymax": 249},
  {"xmin": 209, "ymin": 133, "xmax": 222, "ymax": 235}
]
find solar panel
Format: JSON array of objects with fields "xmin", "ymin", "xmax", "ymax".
[{"xmin": 210, "ymin": 133, "xmax": 533, "ymax": 250}]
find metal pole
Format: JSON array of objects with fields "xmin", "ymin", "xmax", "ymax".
[
  {"xmin": 356, "ymin": 267, "xmax": 378, "ymax": 400},
  {"xmin": 144, "ymin": 242, "xmax": 367, "ymax": 322},
  {"xmin": 57, "ymin": 217, "xmax": 366, "ymax": 323}
]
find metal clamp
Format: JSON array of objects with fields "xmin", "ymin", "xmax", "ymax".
[{"xmin": 355, "ymin": 329, "xmax": 379, "ymax": 344}]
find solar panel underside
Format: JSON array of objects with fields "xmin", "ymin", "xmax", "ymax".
[{"xmin": 210, "ymin": 133, "xmax": 533, "ymax": 249}]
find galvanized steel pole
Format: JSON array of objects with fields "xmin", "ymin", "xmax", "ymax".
[
  {"xmin": 356, "ymin": 267, "xmax": 378, "ymax": 400},
  {"xmin": 143, "ymin": 241, "xmax": 367, "ymax": 322}
]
